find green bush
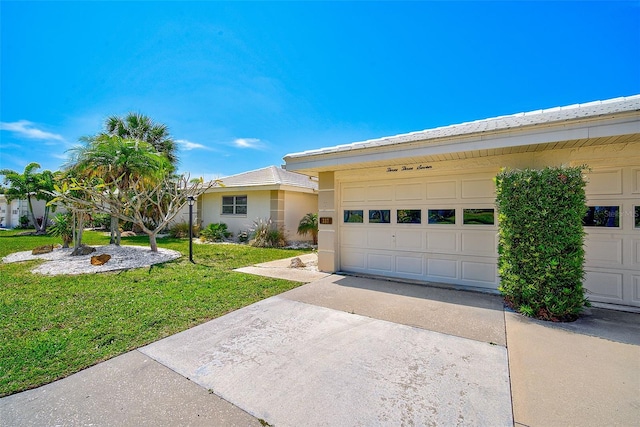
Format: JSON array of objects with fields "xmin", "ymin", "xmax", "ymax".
[
  {"xmin": 495, "ymin": 166, "xmax": 589, "ymax": 321},
  {"xmin": 200, "ymin": 222, "xmax": 232, "ymax": 242},
  {"xmin": 250, "ymin": 218, "xmax": 286, "ymax": 248},
  {"xmin": 48, "ymin": 213, "xmax": 73, "ymax": 248},
  {"xmin": 90, "ymin": 213, "xmax": 111, "ymax": 229},
  {"xmin": 169, "ymin": 222, "xmax": 200, "ymax": 238}
]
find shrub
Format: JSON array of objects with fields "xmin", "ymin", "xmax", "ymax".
[
  {"xmin": 250, "ymin": 218, "xmax": 286, "ymax": 248},
  {"xmin": 169, "ymin": 222, "xmax": 200, "ymax": 238},
  {"xmin": 90, "ymin": 213, "xmax": 111, "ymax": 229},
  {"xmin": 48, "ymin": 213, "xmax": 73, "ymax": 248},
  {"xmin": 495, "ymin": 166, "xmax": 589, "ymax": 321},
  {"xmin": 200, "ymin": 222, "xmax": 232, "ymax": 242}
]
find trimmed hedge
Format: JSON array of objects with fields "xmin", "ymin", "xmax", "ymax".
[{"xmin": 495, "ymin": 166, "xmax": 589, "ymax": 321}]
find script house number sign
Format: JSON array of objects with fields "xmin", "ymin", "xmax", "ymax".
[{"xmin": 386, "ymin": 164, "xmax": 432, "ymax": 173}]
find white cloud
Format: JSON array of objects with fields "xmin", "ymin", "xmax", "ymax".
[
  {"xmin": 176, "ymin": 139, "xmax": 212, "ymax": 151},
  {"xmin": 0, "ymin": 120, "xmax": 64, "ymax": 141},
  {"xmin": 233, "ymin": 138, "xmax": 265, "ymax": 149}
]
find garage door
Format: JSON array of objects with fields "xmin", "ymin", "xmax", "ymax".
[
  {"xmin": 582, "ymin": 167, "xmax": 640, "ymax": 308},
  {"xmin": 339, "ymin": 172, "xmax": 499, "ymax": 290},
  {"xmin": 339, "ymin": 167, "xmax": 640, "ymax": 308}
]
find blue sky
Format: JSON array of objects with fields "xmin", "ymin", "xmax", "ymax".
[{"xmin": 1, "ymin": 1, "xmax": 639, "ymax": 180}]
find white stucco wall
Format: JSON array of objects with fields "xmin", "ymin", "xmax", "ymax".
[
  {"xmin": 283, "ymin": 191, "xmax": 318, "ymax": 242},
  {"xmin": 200, "ymin": 190, "xmax": 271, "ymax": 237}
]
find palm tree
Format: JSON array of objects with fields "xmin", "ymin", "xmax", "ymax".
[
  {"xmin": 65, "ymin": 135, "xmax": 171, "ymax": 245},
  {"xmin": 297, "ymin": 213, "xmax": 318, "ymax": 245},
  {"xmin": 104, "ymin": 113, "xmax": 178, "ymax": 168},
  {"xmin": 0, "ymin": 162, "xmax": 57, "ymax": 234}
]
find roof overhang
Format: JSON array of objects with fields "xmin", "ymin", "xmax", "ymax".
[
  {"xmin": 284, "ymin": 110, "xmax": 640, "ymax": 176},
  {"xmin": 203, "ymin": 183, "xmax": 317, "ymax": 194}
]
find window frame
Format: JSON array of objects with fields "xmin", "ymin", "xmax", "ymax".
[{"xmin": 221, "ymin": 195, "xmax": 248, "ymax": 216}]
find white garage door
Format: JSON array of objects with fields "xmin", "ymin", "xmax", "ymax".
[
  {"xmin": 582, "ymin": 166, "xmax": 640, "ymax": 308},
  {"xmin": 339, "ymin": 167, "xmax": 640, "ymax": 308},
  {"xmin": 339, "ymin": 172, "xmax": 499, "ymax": 290}
]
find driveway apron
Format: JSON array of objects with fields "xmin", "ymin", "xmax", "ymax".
[{"xmin": 140, "ymin": 276, "xmax": 513, "ymax": 426}]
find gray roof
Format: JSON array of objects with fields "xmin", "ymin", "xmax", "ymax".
[
  {"xmin": 214, "ymin": 166, "xmax": 317, "ymax": 191},
  {"xmin": 285, "ymin": 95, "xmax": 640, "ymax": 159}
]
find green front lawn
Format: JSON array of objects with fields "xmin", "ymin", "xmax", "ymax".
[{"xmin": 0, "ymin": 230, "xmax": 308, "ymax": 396}]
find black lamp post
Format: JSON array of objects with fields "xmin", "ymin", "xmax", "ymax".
[{"xmin": 187, "ymin": 195, "xmax": 195, "ymax": 263}]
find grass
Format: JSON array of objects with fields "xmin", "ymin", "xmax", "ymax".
[{"xmin": 0, "ymin": 229, "xmax": 309, "ymax": 397}]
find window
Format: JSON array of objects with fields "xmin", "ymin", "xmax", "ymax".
[
  {"xmin": 428, "ymin": 209, "xmax": 456, "ymax": 225},
  {"xmin": 397, "ymin": 209, "xmax": 421, "ymax": 224},
  {"xmin": 463, "ymin": 209, "xmax": 494, "ymax": 225},
  {"xmin": 344, "ymin": 210, "xmax": 364, "ymax": 223},
  {"xmin": 222, "ymin": 196, "xmax": 247, "ymax": 215},
  {"xmin": 636, "ymin": 206, "xmax": 640, "ymax": 228},
  {"xmin": 369, "ymin": 210, "xmax": 390, "ymax": 224},
  {"xmin": 583, "ymin": 206, "xmax": 619, "ymax": 227}
]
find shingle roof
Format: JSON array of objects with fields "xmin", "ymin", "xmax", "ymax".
[
  {"xmin": 214, "ymin": 166, "xmax": 317, "ymax": 190},
  {"xmin": 285, "ymin": 95, "xmax": 640, "ymax": 159}
]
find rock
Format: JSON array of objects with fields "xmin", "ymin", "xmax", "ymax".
[
  {"xmin": 121, "ymin": 231, "xmax": 136, "ymax": 237},
  {"xmin": 90, "ymin": 254, "xmax": 111, "ymax": 266},
  {"xmin": 71, "ymin": 244, "xmax": 96, "ymax": 256},
  {"xmin": 32, "ymin": 245, "xmax": 53, "ymax": 255},
  {"xmin": 289, "ymin": 257, "xmax": 306, "ymax": 268}
]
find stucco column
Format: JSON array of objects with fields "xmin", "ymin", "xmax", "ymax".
[
  {"xmin": 270, "ymin": 190, "xmax": 285, "ymax": 230},
  {"xmin": 317, "ymin": 172, "xmax": 337, "ymax": 272}
]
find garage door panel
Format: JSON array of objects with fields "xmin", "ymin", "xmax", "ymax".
[
  {"xmin": 427, "ymin": 258, "xmax": 458, "ymax": 279},
  {"xmin": 342, "ymin": 251, "xmax": 366, "ymax": 270},
  {"xmin": 395, "ymin": 183, "xmax": 423, "ymax": 200},
  {"xmin": 367, "ymin": 185, "xmax": 393, "ymax": 201},
  {"xmin": 426, "ymin": 231, "xmax": 458, "ymax": 253},
  {"xmin": 461, "ymin": 261, "xmax": 497, "ymax": 285},
  {"xmin": 461, "ymin": 231, "xmax": 498, "ymax": 256},
  {"xmin": 633, "ymin": 168, "xmax": 640, "ymax": 194},
  {"xmin": 585, "ymin": 169, "xmax": 623, "ymax": 195},
  {"xmin": 634, "ymin": 275, "xmax": 640, "ymax": 304},
  {"xmin": 367, "ymin": 253, "xmax": 393, "ymax": 273},
  {"xmin": 585, "ymin": 237, "xmax": 624, "ymax": 266},
  {"xmin": 395, "ymin": 230, "xmax": 424, "ymax": 251},
  {"xmin": 461, "ymin": 179, "xmax": 495, "ymax": 199},
  {"xmin": 341, "ymin": 229, "xmax": 366, "ymax": 247},
  {"xmin": 396, "ymin": 256, "xmax": 424, "ymax": 276},
  {"xmin": 426, "ymin": 181, "xmax": 457, "ymax": 199},
  {"xmin": 343, "ymin": 186, "xmax": 366, "ymax": 202},
  {"xmin": 367, "ymin": 229, "xmax": 394, "ymax": 249},
  {"xmin": 584, "ymin": 271, "xmax": 624, "ymax": 302},
  {"xmin": 634, "ymin": 239, "xmax": 640, "ymax": 265}
]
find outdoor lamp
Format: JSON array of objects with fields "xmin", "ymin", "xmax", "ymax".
[{"xmin": 187, "ymin": 196, "xmax": 195, "ymax": 263}]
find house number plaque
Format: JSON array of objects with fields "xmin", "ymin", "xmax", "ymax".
[{"xmin": 319, "ymin": 217, "xmax": 333, "ymax": 225}]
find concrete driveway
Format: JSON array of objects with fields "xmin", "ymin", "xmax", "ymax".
[{"xmin": 2, "ymin": 267, "xmax": 638, "ymax": 426}]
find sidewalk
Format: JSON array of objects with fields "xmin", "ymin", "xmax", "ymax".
[{"xmin": 2, "ymin": 257, "xmax": 638, "ymax": 426}]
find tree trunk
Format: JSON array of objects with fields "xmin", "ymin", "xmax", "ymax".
[
  {"xmin": 148, "ymin": 232, "xmax": 158, "ymax": 252},
  {"xmin": 109, "ymin": 215, "xmax": 120, "ymax": 245}
]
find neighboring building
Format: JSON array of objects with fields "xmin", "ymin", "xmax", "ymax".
[
  {"xmin": 198, "ymin": 166, "xmax": 318, "ymax": 242},
  {"xmin": 0, "ymin": 195, "xmax": 49, "ymax": 229},
  {"xmin": 284, "ymin": 95, "xmax": 640, "ymax": 310}
]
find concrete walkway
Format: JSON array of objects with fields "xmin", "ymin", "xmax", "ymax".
[{"xmin": 2, "ymin": 258, "xmax": 639, "ymax": 426}]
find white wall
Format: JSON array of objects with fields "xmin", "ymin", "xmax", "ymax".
[
  {"xmin": 284, "ymin": 191, "xmax": 318, "ymax": 241},
  {"xmin": 201, "ymin": 190, "xmax": 271, "ymax": 237}
]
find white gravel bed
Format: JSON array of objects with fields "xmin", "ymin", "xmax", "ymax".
[{"xmin": 2, "ymin": 245, "xmax": 181, "ymax": 275}]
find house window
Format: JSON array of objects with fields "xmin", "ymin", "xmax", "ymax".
[
  {"xmin": 369, "ymin": 210, "xmax": 390, "ymax": 224},
  {"xmin": 344, "ymin": 210, "xmax": 364, "ymax": 223},
  {"xmin": 222, "ymin": 196, "xmax": 247, "ymax": 215},
  {"xmin": 463, "ymin": 209, "xmax": 495, "ymax": 225},
  {"xmin": 397, "ymin": 209, "xmax": 421, "ymax": 224},
  {"xmin": 583, "ymin": 206, "xmax": 619, "ymax": 227},
  {"xmin": 428, "ymin": 209, "xmax": 456, "ymax": 225}
]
